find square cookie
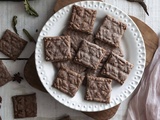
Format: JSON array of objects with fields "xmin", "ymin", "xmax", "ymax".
[
  {"xmin": 0, "ymin": 29, "xmax": 27, "ymax": 60},
  {"xmin": 0, "ymin": 60, "xmax": 12, "ymax": 87},
  {"xmin": 85, "ymin": 76, "xmax": 112, "ymax": 103},
  {"xmin": 69, "ymin": 5, "xmax": 97, "ymax": 34},
  {"xmin": 86, "ymin": 63, "xmax": 103, "ymax": 77},
  {"xmin": 101, "ymin": 52, "xmax": 134, "ymax": 84},
  {"xmin": 44, "ymin": 36, "xmax": 72, "ymax": 62},
  {"xmin": 55, "ymin": 60, "xmax": 87, "ymax": 74},
  {"xmin": 63, "ymin": 28, "xmax": 93, "ymax": 51},
  {"xmin": 53, "ymin": 47, "xmax": 87, "ymax": 74},
  {"xmin": 95, "ymin": 39, "xmax": 123, "ymax": 62},
  {"xmin": 53, "ymin": 68, "xmax": 84, "ymax": 97},
  {"xmin": 95, "ymin": 15, "xmax": 127, "ymax": 47},
  {"xmin": 74, "ymin": 40, "xmax": 106, "ymax": 69},
  {"xmin": 12, "ymin": 93, "xmax": 37, "ymax": 119}
]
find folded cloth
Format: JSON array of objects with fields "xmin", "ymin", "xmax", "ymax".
[{"xmin": 126, "ymin": 37, "xmax": 160, "ymax": 120}]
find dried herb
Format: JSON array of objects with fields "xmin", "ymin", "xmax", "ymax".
[
  {"xmin": 12, "ymin": 72, "xmax": 23, "ymax": 83},
  {"xmin": 127, "ymin": 0, "xmax": 149, "ymax": 16},
  {"xmin": 24, "ymin": 0, "xmax": 39, "ymax": 17},
  {"xmin": 23, "ymin": 29, "xmax": 36, "ymax": 43},
  {"xmin": 12, "ymin": 16, "xmax": 18, "ymax": 35}
]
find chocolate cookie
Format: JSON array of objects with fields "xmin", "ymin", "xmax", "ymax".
[
  {"xmin": 95, "ymin": 15, "xmax": 126, "ymax": 47},
  {"xmin": 74, "ymin": 40, "xmax": 106, "ymax": 69},
  {"xmin": 69, "ymin": 5, "xmax": 97, "ymax": 34},
  {"xmin": 85, "ymin": 76, "xmax": 112, "ymax": 103},
  {"xmin": 53, "ymin": 68, "xmax": 84, "ymax": 97},
  {"xmin": 12, "ymin": 93, "xmax": 37, "ymax": 118},
  {"xmin": 101, "ymin": 52, "xmax": 133, "ymax": 84},
  {"xmin": 44, "ymin": 36, "xmax": 72, "ymax": 62},
  {"xmin": 0, "ymin": 60, "xmax": 12, "ymax": 87},
  {"xmin": 0, "ymin": 29, "xmax": 27, "ymax": 60}
]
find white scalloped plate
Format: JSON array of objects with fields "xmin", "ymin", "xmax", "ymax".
[{"xmin": 35, "ymin": 1, "xmax": 146, "ymax": 112}]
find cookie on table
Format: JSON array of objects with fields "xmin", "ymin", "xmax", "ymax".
[
  {"xmin": 0, "ymin": 29, "xmax": 27, "ymax": 61},
  {"xmin": 95, "ymin": 15, "xmax": 127, "ymax": 47},
  {"xmin": 69, "ymin": 5, "xmax": 97, "ymax": 34},
  {"xmin": 85, "ymin": 76, "xmax": 112, "ymax": 103},
  {"xmin": 95, "ymin": 38, "xmax": 124, "ymax": 62},
  {"xmin": 63, "ymin": 28, "xmax": 94, "ymax": 51},
  {"xmin": 0, "ymin": 60, "xmax": 12, "ymax": 87},
  {"xmin": 53, "ymin": 68, "xmax": 84, "ymax": 97},
  {"xmin": 12, "ymin": 93, "xmax": 37, "ymax": 119},
  {"xmin": 74, "ymin": 40, "xmax": 106, "ymax": 69},
  {"xmin": 101, "ymin": 52, "xmax": 134, "ymax": 84},
  {"xmin": 44, "ymin": 36, "xmax": 72, "ymax": 62}
]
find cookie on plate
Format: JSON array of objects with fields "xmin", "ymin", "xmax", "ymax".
[
  {"xmin": 85, "ymin": 76, "xmax": 112, "ymax": 103},
  {"xmin": 44, "ymin": 36, "xmax": 72, "ymax": 62},
  {"xmin": 74, "ymin": 40, "xmax": 106, "ymax": 69},
  {"xmin": 63, "ymin": 28, "xmax": 94, "ymax": 51},
  {"xmin": 95, "ymin": 15, "xmax": 126, "ymax": 47},
  {"xmin": 101, "ymin": 52, "xmax": 134, "ymax": 84},
  {"xmin": 53, "ymin": 68, "xmax": 84, "ymax": 97},
  {"xmin": 69, "ymin": 5, "xmax": 97, "ymax": 34},
  {"xmin": 95, "ymin": 38, "xmax": 124, "ymax": 62}
]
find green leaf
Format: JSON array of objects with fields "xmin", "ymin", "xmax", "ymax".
[
  {"xmin": 24, "ymin": 0, "xmax": 39, "ymax": 17},
  {"xmin": 23, "ymin": 29, "xmax": 36, "ymax": 43},
  {"xmin": 12, "ymin": 16, "xmax": 18, "ymax": 35}
]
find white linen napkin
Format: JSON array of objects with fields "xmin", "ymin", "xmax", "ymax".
[{"xmin": 126, "ymin": 37, "xmax": 160, "ymax": 120}]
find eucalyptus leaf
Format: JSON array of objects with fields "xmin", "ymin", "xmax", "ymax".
[
  {"xmin": 24, "ymin": 0, "xmax": 39, "ymax": 17},
  {"xmin": 12, "ymin": 16, "xmax": 18, "ymax": 35},
  {"xmin": 23, "ymin": 29, "xmax": 36, "ymax": 43},
  {"xmin": 127, "ymin": 0, "xmax": 149, "ymax": 16}
]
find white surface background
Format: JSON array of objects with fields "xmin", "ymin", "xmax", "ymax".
[{"xmin": 0, "ymin": 0, "xmax": 159, "ymax": 120}]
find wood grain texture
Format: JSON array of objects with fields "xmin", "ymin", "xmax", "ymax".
[
  {"xmin": 53, "ymin": 0, "xmax": 101, "ymax": 12},
  {"xmin": 24, "ymin": 53, "xmax": 47, "ymax": 92}
]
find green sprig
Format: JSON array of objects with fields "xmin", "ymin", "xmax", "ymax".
[{"xmin": 24, "ymin": 0, "xmax": 39, "ymax": 17}]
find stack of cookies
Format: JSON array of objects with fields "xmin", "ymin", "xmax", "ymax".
[{"xmin": 44, "ymin": 5, "xmax": 133, "ymax": 104}]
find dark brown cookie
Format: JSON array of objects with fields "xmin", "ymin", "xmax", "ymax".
[
  {"xmin": 63, "ymin": 28, "xmax": 94, "ymax": 51},
  {"xmin": 101, "ymin": 52, "xmax": 133, "ymax": 84},
  {"xmin": 0, "ymin": 60, "xmax": 12, "ymax": 87},
  {"xmin": 74, "ymin": 40, "xmax": 106, "ymax": 69},
  {"xmin": 53, "ymin": 68, "xmax": 84, "ymax": 97},
  {"xmin": 12, "ymin": 93, "xmax": 37, "ymax": 119},
  {"xmin": 85, "ymin": 76, "xmax": 112, "ymax": 103},
  {"xmin": 95, "ymin": 15, "xmax": 126, "ymax": 47},
  {"xmin": 0, "ymin": 29, "xmax": 28, "ymax": 60},
  {"xmin": 44, "ymin": 36, "xmax": 72, "ymax": 62},
  {"xmin": 69, "ymin": 5, "xmax": 97, "ymax": 34}
]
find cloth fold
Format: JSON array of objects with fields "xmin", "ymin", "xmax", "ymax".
[{"xmin": 126, "ymin": 37, "xmax": 160, "ymax": 120}]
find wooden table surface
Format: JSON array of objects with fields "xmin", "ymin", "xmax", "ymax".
[{"xmin": 0, "ymin": 0, "xmax": 159, "ymax": 120}]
